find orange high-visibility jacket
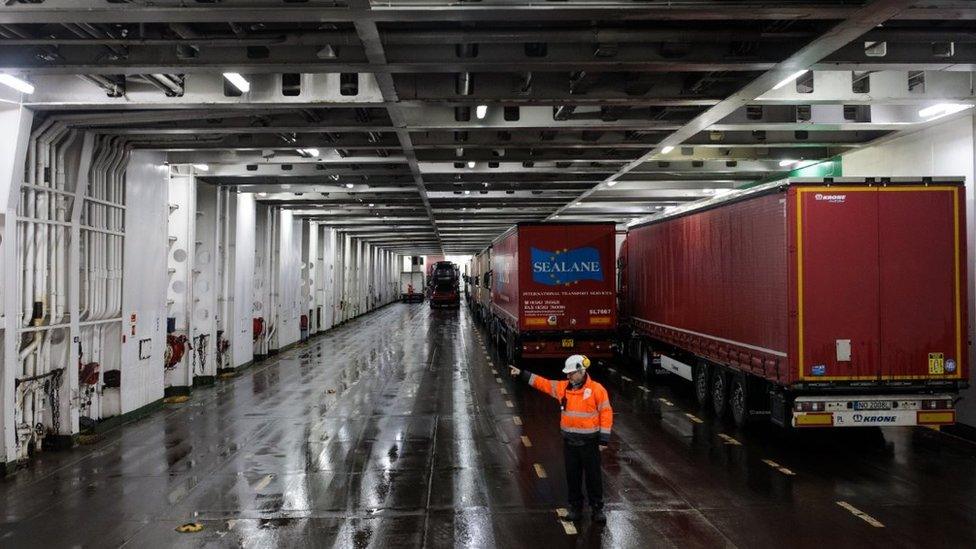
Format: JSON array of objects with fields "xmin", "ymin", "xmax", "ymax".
[{"xmin": 525, "ymin": 372, "xmax": 613, "ymax": 444}]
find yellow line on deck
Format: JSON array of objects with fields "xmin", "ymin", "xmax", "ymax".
[
  {"xmin": 500, "ymin": 387, "xmax": 508, "ymax": 395},
  {"xmin": 505, "ymin": 400, "xmax": 514, "ymax": 408},
  {"xmin": 513, "ymin": 416, "xmax": 523, "ymax": 425},
  {"xmin": 718, "ymin": 434, "xmax": 742, "ymax": 446},
  {"xmin": 521, "ymin": 435, "xmax": 532, "ymax": 447},
  {"xmin": 253, "ymin": 474, "xmax": 273, "ymax": 491},
  {"xmin": 685, "ymin": 413, "xmax": 704, "ymax": 424},
  {"xmin": 555, "ymin": 509, "xmax": 578, "ymax": 535},
  {"xmin": 658, "ymin": 398, "xmax": 674, "ymax": 406},
  {"xmin": 495, "ymin": 377, "xmax": 503, "ymax": 384},
  {"xmin": 534, "ymin": 463, "xmax": 548, "ymax": 478},
  {"xmin": 837, "ymin": 501, "xmax": 885, "ymax": 528},
  {"xmin": 762, "ymin": 459, "xmax": 796, "ymax": 476},
  {"xmin": 621, "ymin": 375, "xmax": 633, "ymax": 383}
]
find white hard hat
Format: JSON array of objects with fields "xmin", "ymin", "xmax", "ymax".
[{"xmin": 562, "ymin": 354, "xmax": 592, "ymax": 374}]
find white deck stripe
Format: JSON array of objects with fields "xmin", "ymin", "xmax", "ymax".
[{"xmin": 632, "ymin": 317, "xmax": 787, "ymax": 358}]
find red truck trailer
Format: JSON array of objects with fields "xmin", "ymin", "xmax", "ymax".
[
  {"xmin": 489, "ymin": 222, "xmax": 617, "ymax": 363},
  {"xmin": 620, "ymin": 177, "xmax": 968, "ymax": 429}
]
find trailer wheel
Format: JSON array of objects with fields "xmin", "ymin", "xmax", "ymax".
[
  {"xmin": 711, "ymin": 368, "xmax": 728, "ymax": 417},
  {"xmin": 694, "ymin": 363, "xmax": 711, "ymax": 407},
  {"xmin": 729, "ymin": 376, "xmax": 748, "ymax": 427},
  {"xmin": 640, "ymin": 347, "xmax": 655, "ymax": 380}
]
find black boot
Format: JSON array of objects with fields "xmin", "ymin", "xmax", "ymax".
[
  {"xmin": 592, "ymin": 506, "xmax": 607, "ymax": 523},
  {"xmin": 564, "ymin": 506, "xmax": 583, "ymax": 522}
]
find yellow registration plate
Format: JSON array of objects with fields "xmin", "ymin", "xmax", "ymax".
[{"xmin": 561, "ymin": 339, "xmax": 574, "ymax": 348}]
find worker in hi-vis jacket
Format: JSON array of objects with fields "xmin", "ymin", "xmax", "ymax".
[{"xmin": 509, "ymin": 354, "xmax": 613, "ymax": 523}]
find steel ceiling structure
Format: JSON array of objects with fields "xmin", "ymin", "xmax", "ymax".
[{"xmin": 3, "ymin": 0, "xmax": 975, "ymax": 253}]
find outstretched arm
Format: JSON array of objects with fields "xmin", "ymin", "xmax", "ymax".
[{"xmin": 509, "ymin": 366, "xmax": 561, "ymax": 399}]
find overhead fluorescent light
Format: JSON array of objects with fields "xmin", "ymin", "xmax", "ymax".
[
  {"xmin": 192, "ymin": 163, "xmax": 209, "ymax": 171},
  {"xmin": 257, "ymin": 192, "xmax": 268, "ymax": 197},
  {"xmin": 368, "ymin": 203, "xmax": 375, "ymax": 207},
  {"xmin": 467, "ymin": 161, "xmax": 476, "ymax": 168},
  {"xmin": 664, "ymin": 206, "xmax": 678, "ymax": 213},
  {"xmin": 772, "ymin": 69, "xmax": 809, "ymax": 91},
  {"xmin": 661, "ymin": 146, "xmax": 675, "ymax": 154},
  {"xmin": 345, "ymin": 183, "xmax": 354, "ymax": 189},
  {"xmin": 606, "ymin": 180, "xmax": 617, "ymax": 187},
  {"xmin": 715, "ymin": 188, "xmax": 734, "ymax": 196},
  {"xmin": 779, "ymin": 159, "xmax": 799, "ymax": 167},
  {"xmin": 0, "ymin": 74, "xmax": 34, "ymax": 94},
  {"xmin": 298, "ymin": 148, "xmax": 320, "ymax": 157},
  {"xmin": 475, "ymin": 105, "xmax": 488, "ymax": 119},
  {"xmin": 464, "ymin": 190, "xmax": 471, "ymax": 195},
  {"xmin": 222, "ymin": 72, "xmax": 251, "ymax": 93},
  {"xmin": 918, "ymin": 103, "xmax": 973, "ymax": 122},
  {"xmin": 701, "ymin": 188, "xmax": 714, "ymax": 194}
]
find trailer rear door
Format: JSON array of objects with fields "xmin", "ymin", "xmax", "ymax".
[
  {"xmin": 796, "ymin": 187, "xmax": 882, "ymax": 381},
  {"xmin": 878, "ymin": 187, "xmax": 965, "ymax": 381}
]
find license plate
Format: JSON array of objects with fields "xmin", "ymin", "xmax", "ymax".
[
  {"xmin": 854, "ymin": 400, "xmax": 892, "ymax": 411},
  {"xmin": 561, "ymin": 339, "xmax": 574, "ymax": 348}
]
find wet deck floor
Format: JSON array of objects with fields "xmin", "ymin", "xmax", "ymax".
[{"xmin": 2, "ymin": 303, "xmax": 975, "ymax": 548}]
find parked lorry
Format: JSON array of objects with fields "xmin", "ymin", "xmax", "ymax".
[
  {"xmin": 468, "ymin": 247, "xmax": 493, "ymax": 323},
  {"xmin": 429, "ymin": 260, "xmax": 461, "ymax": 308},
  {"xmin": 489, "ymin": 222, "xmax": 617, "ymax": 363},
  {"xmin": 619, "ymin": 177, "xmax": 968, "ymax": 428},
  {"xmin": 399, "ymin": 271, "xmax": 425, "ymax": 303}
]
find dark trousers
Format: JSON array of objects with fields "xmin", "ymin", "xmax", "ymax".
[{"xmin": 563, "ymin": 440, "xmax": 603, "ymax": 509}]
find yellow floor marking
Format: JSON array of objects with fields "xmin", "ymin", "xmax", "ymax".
[
  {"xmin": 500, "ymin": 387, "xmax": 508, "ymax": 395},
  {"xmin": 513, "ymin": 416, "xmax": 523, "ymax": 425},
  {"xmin": 495, "ymin": 377, "xmax": 503, "ymax": 384},
  {"xmin": 762, "ymin": 459, "xmax": 796, "ymax": 476},
  {"xmin": 685, "ymin": 413, "xmax": 703, "ymax": 424},
  {"xmin": 639, "ymin": 386, "xmax": 650, "ymax": 393},
  {"xmin": 521, "ymin": 436, "xmax": 532, "ymax": 447},
  {"xmin": 658, "ymin": 398, "xmax": 674, "ymax": 406},
  {"xmin": 253, "ymin": 474, "xmax": 273, "ymax": 491},
  {"xmin": 533, "ymin": 463, "xmax": 547, "ymax": 478},
  {"xmin": 718, "ymin": 433, "xmax": 742, "ymax": 446},
  {"xmin": 621, "ymin": 375, "xmax": 633, "ymax": 383},
  {"xmin": 505, "ymin": 400, "xmax": 514, "ymax": 408},
  {"xmin": 837, "ymin": 501, "xmax": 885, "ymax": 528},
  {"xmin": 555, "ymin": 509, "xmax": 578, "ymax": 535},
  {"xmin": 607, "ymin": 368, "xmax": 616, "ymax": 374},
  {"xmin": 163, "ymin": 395, "xmax": 190, "ymax": 404}
]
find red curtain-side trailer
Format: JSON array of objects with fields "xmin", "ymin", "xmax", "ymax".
[
  {"xmin": 489, "ymin": 223, "xmax": 617, "ymax": 362},
  {"xmin": 620, "ymin": 178, "xmax": 968, "ymax": 428}
]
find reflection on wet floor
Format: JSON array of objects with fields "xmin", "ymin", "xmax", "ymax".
[{"xmin": 1, "ymin": 303, "xmax": 975, "ymax": 548}]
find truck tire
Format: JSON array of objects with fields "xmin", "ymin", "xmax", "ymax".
[
  {"xmin": 711, "ymin": 368, "xmax": 728, "ymax": 417},
  {"xmin": 641, "ymin": 346, "xmax": 655, "ymax": 380},
  {"xmin": 694, "ymin": 362, "xmax": 711, "ymax": 407},
  {"xmin": 729, "ymin": 375, "xmax": 748, "ymax": 427}
]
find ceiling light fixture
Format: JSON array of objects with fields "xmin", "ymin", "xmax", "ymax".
[
  {"xmin": 918, "ymin": 103, "xmax": 973, "ymax": 122},
  {"xmin": 772, "ymin": 69, "xmax": 809, "ymax": 91},
  {"xmin": 661, "ymin": 146, "xmax": 675, "ymax": 154},
  {"xmin": 467, "ymin": 161, "xmax": 476, "ymax": 168},
  {"xmin": 0, "ymin": 74, "xmax": 35, "ymax": 94},
  {"xmin": 222, "ymin": 72, "xmax": 250, "ymax": 93},
  {"xmin": 257, "ymin": 192, "xmax": 268, "ymax": 197},
  {"xmin": 345, "ymin": 183, "xmax": 354, "ymax": 189},
  {"xmin": 464, "ymin": 190, "xmax": 471, "ymax": 195},
  {"xmin": 475, "ymin": 104, "xmax": 488, "ymax": 119},
  {"xmin": 298, "ymin": 148, "xmax": 320, "ymax": 157},
  {"xmin": 192, "ymin": 163, "xmax": 209, "ymax": 171},
  {"xmin": 606, "ymin": 180, "xmax": 617, "ymax": 187},
  {"xmin": 779, "ymin": 159, "xmax": 799, "ymax": 167}
]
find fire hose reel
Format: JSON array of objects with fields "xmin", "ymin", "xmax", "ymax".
[
  {"xmin": 253, "ymin": 317, "xmax": 265, "ymax": 342},
  {"xmin": 165, "ymin": 334, "xmax": 189, "ymax": 369}
]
